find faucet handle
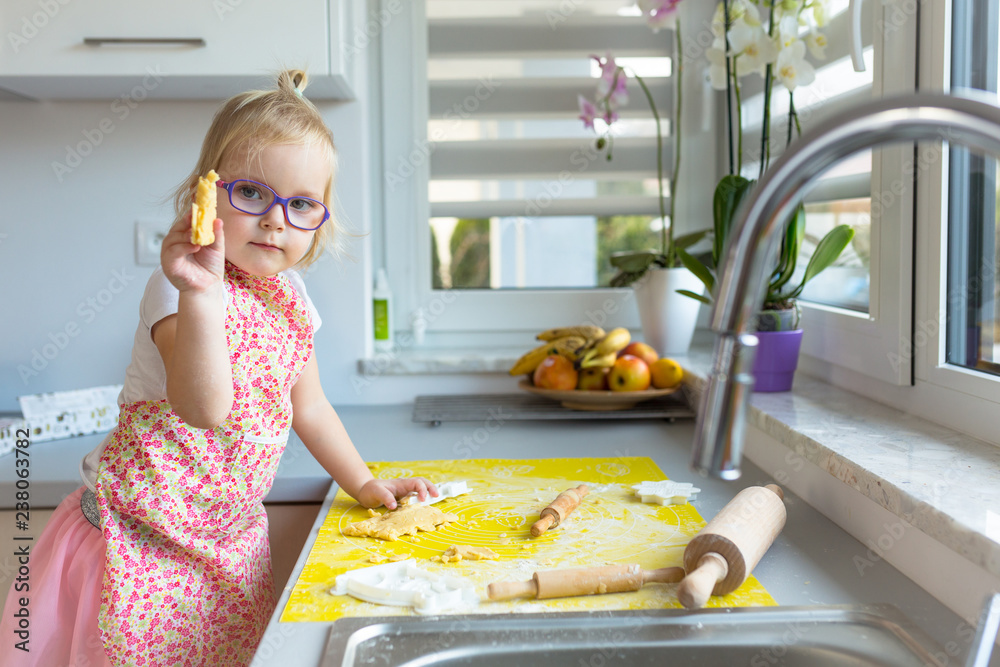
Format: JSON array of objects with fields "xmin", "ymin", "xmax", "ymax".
[{"xmin": 849, "ymin": 0, "xmax": 866, "ymax": 72}]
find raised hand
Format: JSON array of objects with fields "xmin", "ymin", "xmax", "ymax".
[{"xmin": 160, "ymin": 214, "xmax": 225, "ymax": 293}]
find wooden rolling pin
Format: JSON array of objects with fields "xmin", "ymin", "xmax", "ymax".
[
  {"xmin": 530, "ymin": 484, "xmax": 589, "ymax": 537},
  {"xmin": 677, "ymin": 484, "xmax": 786, "ymax": 609},
  {"xmin": 487, "ymin": 563, "xmax": 685, "ymax": 601}
]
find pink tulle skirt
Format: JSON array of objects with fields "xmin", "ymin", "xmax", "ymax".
[{"xmin": 0, "ymin": 486, "xmax": 112, "ymax": 666}]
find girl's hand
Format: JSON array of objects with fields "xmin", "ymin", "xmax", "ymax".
[
  {"xmin": 160, "ymin": 214, "xmax": 225, "ymax": 293},
  {"xmin": 358, "ymin": 477, "xmax": 439, "ymax": 510}
]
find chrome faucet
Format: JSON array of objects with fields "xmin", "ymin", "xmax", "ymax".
[{"xmin": 691, "ymin": 91, "xmax": 1000, "ymax": 479}]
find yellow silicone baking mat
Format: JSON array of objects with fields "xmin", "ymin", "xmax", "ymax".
[{"xmin": 281, "ymin": 456, "xmax": 776, "ymax": 622}]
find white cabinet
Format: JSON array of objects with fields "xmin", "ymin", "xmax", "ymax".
[{"xmin": 0, "ymin": 0, "xmax": 359, "ymax": 100}]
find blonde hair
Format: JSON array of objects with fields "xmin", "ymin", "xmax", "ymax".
[{"xmin": 172, "ymin": 69, "xmax": 339, "ymax": 268}]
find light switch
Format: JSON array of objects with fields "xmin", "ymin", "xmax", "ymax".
[{"xmin": 135, "ymin": 221, "xmax": 165, "ymax": 266}]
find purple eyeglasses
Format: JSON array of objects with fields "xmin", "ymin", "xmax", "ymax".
[{"xmin": 216, "ymin": 179, "xmax": 329, "ymax": 231}]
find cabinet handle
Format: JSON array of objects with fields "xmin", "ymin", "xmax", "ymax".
[{"xmin": 83, "ymin": 38, "xmax": 206, "ymax": 47}]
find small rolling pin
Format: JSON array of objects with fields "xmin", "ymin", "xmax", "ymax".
[
  {"xmin": 487, "ymin": 563, "xmax": 685, "ymax": 601},
  {"xmin": 677, "ymin": 484, "xmax": 786, "ymax": 609},
  {"xmin": 530, "ymin": 484, "xmax": 589, "ymax": 537}
]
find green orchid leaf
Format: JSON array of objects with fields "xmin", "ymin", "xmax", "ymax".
[
  {"xmin": 676, "ymin": 247, "xmax": 715, "ymax": 295},
  {"xmin": 713, "ymin": 175, "xmax": 755, "ymax": 266},
  {"xmin": 673, "ymin": 229, "xmax": 709, "ymax": 251},
  {"xmin": 676, "ymin": 289, "xmax": 712, "ymax": 305},
  {"xmin": 770, "ymin": 204, "xmax": 806, "ymax": 293},
  {"xmin": 609, "ymin": 250, "xmax": 658, "ymax": 273},
  {"xmin": 790, "ymin": 224, "xmax": 856, "ymax": 298}
]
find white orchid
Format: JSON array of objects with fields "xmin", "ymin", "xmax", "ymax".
[
  {"xmin": 728, "ymin": 17, "xmax": 778, "ymax": 77},
  {"xmin": 805, "ymin": 30, "xmax": 828, "ymax": 59},
  {"xmin": 707, "ymin": 0, "xmax": 830, "ymax": 179},
  {"xmin": 809, "ymin": 0, "xmax": 828, "ymax": 27},
  {"xmin": 777, "ymin": 14, "xmax": 801, "ymax": 49},
  {"xmin": 775, "ymin": 40, "xmax": 816, "ymax": 91}
]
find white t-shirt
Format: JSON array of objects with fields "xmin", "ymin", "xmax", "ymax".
[{"xmin": 79, "ymin": 267, "xmax": 321, "ymax": 492}]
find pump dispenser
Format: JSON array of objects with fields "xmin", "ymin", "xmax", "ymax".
[{"xmin": 373, "ymin": 268, "xmax": 393, "ymax": 352}]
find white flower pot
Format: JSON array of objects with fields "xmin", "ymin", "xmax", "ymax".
[{"xmin": 632, "ymin": 267, "xmax": 705, "ymax": 356}]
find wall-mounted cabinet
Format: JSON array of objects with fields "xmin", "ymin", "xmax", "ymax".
[{"xmin": 0, "ymin": 0, "xmax": 359, "ymax": 100}]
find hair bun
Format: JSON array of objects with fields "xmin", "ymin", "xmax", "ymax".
[{"xmin": 280, "ymin": 69, "xmax": 309, "ymax": 97}]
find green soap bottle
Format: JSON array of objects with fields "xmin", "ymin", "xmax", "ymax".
[{"xmin": 373, "ymin": 268, "xmax": 392, "ymax": 352}]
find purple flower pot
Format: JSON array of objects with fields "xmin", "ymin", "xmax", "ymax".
[{"xmin": 752, "ymin": 329, "xmax": 804, "ymax": 392}]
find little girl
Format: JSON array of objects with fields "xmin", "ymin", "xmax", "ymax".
[{"xmin": 0, "ymin": 70, "xmax": 436, "ymax": 667}]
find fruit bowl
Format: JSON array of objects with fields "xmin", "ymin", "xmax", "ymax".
[{"xmin": 517, "ymin": 379, "xmax": 680, "ymax": 411}]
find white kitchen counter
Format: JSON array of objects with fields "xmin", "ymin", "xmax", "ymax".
[
  {"xmin": 251, "ymin": 404, "xmax": 995, "ymax": 667},
  {"xmin": 2, "ymin": 385, "xmax": 995, "ymax": 665}
]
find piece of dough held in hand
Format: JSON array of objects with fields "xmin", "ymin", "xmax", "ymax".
[
  {"xmin": 191, "ymin": 169, "xmax": 220, "ymax": 246},
  {"xmin": 342, "ymin": 503, "xmax": 458, "ymax": 542}
]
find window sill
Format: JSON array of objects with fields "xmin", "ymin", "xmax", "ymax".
[{"xmin": 357, "ymin": 347, "xmax": 523, "ymax": 376}]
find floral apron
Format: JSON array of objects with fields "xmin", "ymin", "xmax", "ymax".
[{"xmin": 95, "ymin": 263, "xmax": 314, "ymax": 666}]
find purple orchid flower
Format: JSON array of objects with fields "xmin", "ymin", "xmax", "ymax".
[
  {"xmin": 638, "ymin": 0, "xmax": 682, "ymax": 31},
  {"xmin": 593, "ymin": 53, "xmax": 629, "ymax": 107},
  {"xmin": 578, "ymin": 95, "xmax": 598, "ymax": 130}
]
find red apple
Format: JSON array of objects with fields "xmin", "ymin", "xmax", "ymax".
[
  {"xmin": 619, "ymin": 341, "xmax": 659, "ymax": 367},
  {"xmin": 533, "ymin": 355, "xmax": 578, "ymax": 390},
  {"xmin": 608, "ymin": 355, "xmax": 651, "ymax": 392},
  {"xmin": 577, "ymin": 367, "xmax": 610, "ymax": 390}
]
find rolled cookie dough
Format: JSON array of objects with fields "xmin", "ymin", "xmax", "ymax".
[{"xmin": 343, "ymin": 503, "xmax": 459, "ymax": 542}]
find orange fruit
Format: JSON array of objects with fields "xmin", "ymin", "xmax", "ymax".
[{"xmin": 650, "ymin": 358, "xmax": 683, "ymax": 389}]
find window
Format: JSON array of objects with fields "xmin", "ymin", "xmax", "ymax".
[
  {"xmin": 380, "ymin": 0, "xmax": 717, "ymax": 335},
  {"xmin": 426, "ymin": 2, "xmax": 671, "ymax": 290},
  {"xmin": 902, "ymin": 0, "xmax": 1000, "ymax": 427},
  {"xmin": 947, "ymin": 0, "xmax": 999, "ymax": 377},
  {"xmin": 797, "ymin": 0, "xmax": 1000, "ymax": 445}
]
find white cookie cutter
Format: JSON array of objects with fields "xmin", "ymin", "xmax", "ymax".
[
  {"xmin": 632, "ymin": 480, "xmax": 701, "ymax": 505},
  {"xmin": 331, "ymin": 559, "xmax": 479, "ymax": 615},
  {"xmin": 402, "ymin": 480, "xmax": 472, "ymax": 507}
]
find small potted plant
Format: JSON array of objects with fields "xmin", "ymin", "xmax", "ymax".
[
  {"xmin": 674, "ymin": 0, "xmax": 856, "ymax": 391},
  {"xmin": 679, "ymin": 200, "xmax": 854, "ymax": 390}
]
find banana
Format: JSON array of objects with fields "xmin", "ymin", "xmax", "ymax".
[
  {"xmin": 593, "ymin": 327, "xmax": 631, "ymax": 357},
  {"xmin": 578, "ymin": 351, "xmax": 618, "ymax": 369},
  {"xmin": 509, "ymin": 336, "xmax": 586, "ymax": 376},
  {"xmin": 536, "ymin": 325, "xmax": 605, "ymax": 342}
]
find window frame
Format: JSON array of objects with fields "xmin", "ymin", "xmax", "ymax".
[{"xmin": 914, "ymin": 0, "xmax": 1000, "ymax": 406}]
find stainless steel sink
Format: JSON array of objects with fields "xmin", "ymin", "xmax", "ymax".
[{"xmin": 320, "ymin": 604, "xmax": 946, "ymax": 666}]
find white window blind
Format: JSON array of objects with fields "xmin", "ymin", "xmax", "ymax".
[{"xmin": 426, "ymin": 0, "xmax": 675, "ymax": 290}]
